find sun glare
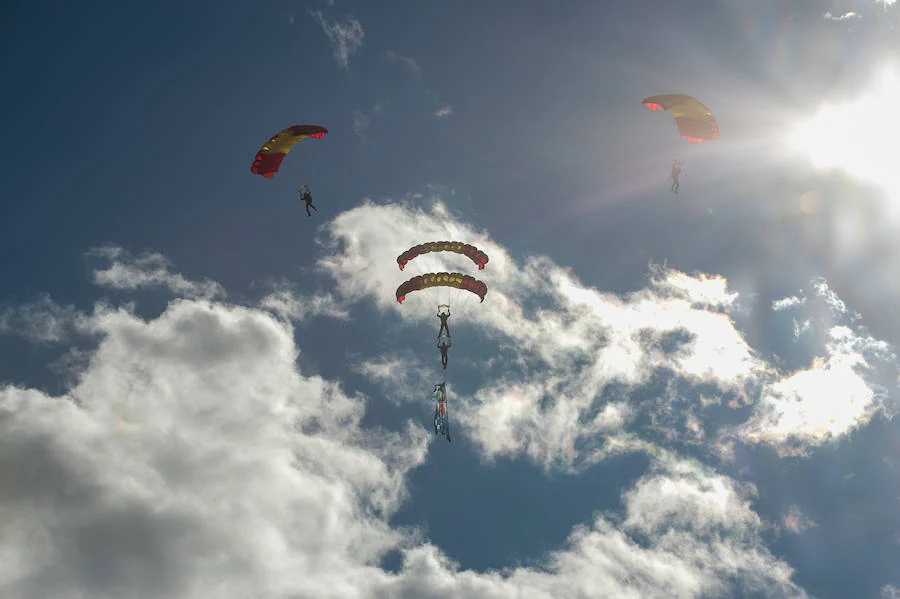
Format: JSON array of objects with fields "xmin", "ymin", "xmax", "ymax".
[{"xmin": 790, "ymin": 69, "xmax": 900, "ymax": 200}]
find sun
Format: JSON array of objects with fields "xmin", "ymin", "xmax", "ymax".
[{"xmin": 789, "ymin": 68, "xmax": 900, "ymax": 201}]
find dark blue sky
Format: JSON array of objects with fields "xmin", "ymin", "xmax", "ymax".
[{"xmin": 3, "ymin": 1, "xmax": 900, "ymax": 598}]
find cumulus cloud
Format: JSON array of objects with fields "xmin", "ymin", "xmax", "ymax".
[
  {"xmin": 311, "ymin": 11, "xmax": 364, "ymax": 68},
  {"xmin": 88, "ymin": 246, "xmax": 224, "ymax": 299},
  {"xmin": 0, "ymin": 297, "xmax": 427, "ymax": 599},
  {"xmin": 0, "ymin": 257, "xmax": 810, "ymax": 598}
]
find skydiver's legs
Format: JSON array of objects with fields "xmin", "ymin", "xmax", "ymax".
[
  {"xmin": 306, "ymin": 204, "xmax": 312, "ymax": 217},
  {"xmin": 441, "ymin": 351, "xmax": 448, "ymax": 369}
]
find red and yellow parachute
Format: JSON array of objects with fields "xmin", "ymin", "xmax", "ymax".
[
  {"xmin": 642, "ymin": 95, "xmax": 718, "ymax": 143},
  {"xmin": 397, "ymin": 241, "xmax": 489, "ymax": 271},
  {"xmin": 395, "ymin": 272, "xmax": 488, "ymax": 303},
  {"xmin": 251, "ymin": 125, "xmax": 328, "ymax": 178}
]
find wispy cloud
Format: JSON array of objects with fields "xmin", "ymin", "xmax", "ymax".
[
  {"xmin": 311, "ymin": 11, "xmax": 364, "ymax": 68},
  {"xmin": 433, "ymin": 105, "xmax": 453, "ymax": 118},
  {"xmin": 352, "ymin": 108, "xmax": 370, "ymax": 138},
  {"xmin": 385, "ymin": 50, "xmax": 420, "ymax": 75},
  {"xmin": 87, "ymin": 245, "xmax": 225, "ymax": 299},
  {"xmin": 0, "ymin": 293, "xmax": 85, "ymax": 343},
  {"xmin": 781, "ymin": 505, "xmax": 817, "ymax": 534}
]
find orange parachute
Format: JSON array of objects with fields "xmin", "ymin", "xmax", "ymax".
[
  {"xmin": 395, "ymin": 272, "xmax": 488, "ymax": 303},
  {"xmin": 251, "ymin": 125, "xmax": 328, "ymax": 178},
  {"xmin": 397, "ymin": 241, "xmax": 489, "ymax": 271},
  {"xmin": 642, "ymin": 95, "xmax": 718, "ymax": 143}
]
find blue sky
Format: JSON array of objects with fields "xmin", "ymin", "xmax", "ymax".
[{"xmin": 3, "ymin": 1, "xmax": 900, "ymax": 597}]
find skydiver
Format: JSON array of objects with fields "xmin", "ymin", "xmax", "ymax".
[
  {"xmin": 437, "ymin": 307, "xmax": 451, "ymax": 338},
  {"xmin": 438, "ymin": 334, "xmax": 451, "ymax": 369},
  {"xmin": 299, "ymin": 185, "xmax": 318, "ymax": 217},
  {"xmin": 670, "ymin": 160, "xmax": 682, "ymax": 194}
]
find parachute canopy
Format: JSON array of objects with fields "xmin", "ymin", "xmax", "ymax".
[
  {"xmin": 251, "ymin": 125, "xmax": 328, "ymax": 178},
  {"xmin": 396, "ymin": 272, "xmax": 487, "ymax": 303},
  {"xmin": 397, "ymin": 241, "xmax": 489, "ymax": 271},
  {"xmin": 642, "ymin": 95, "xmax": 718, "ymax": 143}
]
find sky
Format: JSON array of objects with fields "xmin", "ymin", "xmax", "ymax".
[{"xmin": 3, "ymin": 0, "xmax": 900, "ymax": 597}]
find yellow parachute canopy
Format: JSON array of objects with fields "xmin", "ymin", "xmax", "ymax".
[{"xmin": 642, "ymin": 95, "xmax": 719, "ymax": 143}]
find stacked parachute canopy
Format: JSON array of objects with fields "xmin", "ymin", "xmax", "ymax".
[
  {"xmin": 397, "ymin": 241, "xmax": 489, "ymax": 271},
  {"xmin": 251, "ymin": 125, "xmax": 328, "ymax": 178},
  {"xmin": 641, "ymin": 95, "xmax": 719, "ymax": 143},
  {"xmin": 395, "ymin": 272, "xmax": 488, "ymax": 303}
]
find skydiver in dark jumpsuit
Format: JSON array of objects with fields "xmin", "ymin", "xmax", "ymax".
[
  {"xmin": 299, "ymin": 186, "xmax": 318, "ymax": 216},
  {"xmin": 437, "ymin": 308, "xmax": 450, "ymax": 338},
  {"xmin": 438, "ymin": 334, "xmax": 451, "ymax": 369}
]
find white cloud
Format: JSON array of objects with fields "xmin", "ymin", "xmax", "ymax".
[
  {"xmin": 434, "ymin": 105, "xmax": 453, "ymax": 118},
  {"xmin": 772, "ymin": 295, "xmax": 805, "ymax": 311},
  {"xmin": 0, "ymin": 297, "xmax": 427, "ymax": 599},
  {"xmin": 311, "ymin": 11, "xmax": 364, "ymax": 68},
  {"xmin": 736, "ymin": 324, "xmax": 892, "ymax": 455},
  {"xmin": 318, "ymin": 200, "xmax": 767, "ymax": 468},
  {"xmin": 259, "ymin": 287, "xmax": 349, "ymax": 322},
  {"xmin": 0, "ymin": 293, "xmax": 85, "ymax": 343},
  {"xmin": 88, "ymin": 246, "xmax": 224, "ymax": 300},
  {"xmin": 823, "ymin": 10, "xmax": 861, "ymax": 20}
]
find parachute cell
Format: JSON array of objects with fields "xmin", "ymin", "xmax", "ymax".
[
  {"xmin": 395, "ymin": 272, "xmax": 488, "ymax": 303},
  {"xmin": 642, "ymin": 95, "xmax": 718, "ymax": 143},
  {"xmin": 251, "ymin": 125, "xmax": 328, "ymax": 178},
  {"xmin": 397, "ymin": 242, "xmax": 489, "ymax": 271}
]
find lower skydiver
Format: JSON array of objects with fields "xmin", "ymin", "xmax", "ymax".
[{"xmin": 433, "ymin": 383, "xmax": 451, "ymax": 443}]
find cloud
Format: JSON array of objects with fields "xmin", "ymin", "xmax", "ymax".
[
  {"xmin": 780, "ymin": 505, "xmax": 816, "ymax": 534},
  {"xmin": 87, "ymin": 246, "xmax": 225, "ymax": 300},
  {"xmin": 0, "ymin": 293, "xmax": 85, "ymax": 343},
  {"xmin": 736, "ymin": 324, "xmax": 891, "ymax": 455},
  {"xmin": 317, "ymin": 200, "xmax": 769, "ymax": 469},
  {"xmin": 772, "ymin": 295, "xmax": 805, "ymax": 311},
  {"xmin": 385, "ymin": 50, "xmax": 420, "ymax": 75},
  {"xmin": 823, "ymin": 11, "xmax": 861, "ymax": 20},
  {"xmin": 352, "ymin": 108, "xmax": 371, "ymax": 138},
  {"xmin": 0, "ymin": 258, "xmax": 810, "ymax": 598},
  {"xmin": 433, "ymin": 105, "xmax": 453, "ymax": 118},
  {"xmin": 258, "ymin": 288, "xmax": 349, "ymax": 322},
  {"xmin": 311, "ymin": 11, "xmax": 364, "ymax": 68},
  {"xmin": 0, "ymin": 297, "xmax": 427, "ymax": 599}
]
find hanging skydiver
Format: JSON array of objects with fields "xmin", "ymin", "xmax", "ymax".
[
  {"xmin": 299, "ymin": 185, "xmax": 318, "ymax": 216},
  {"xmin": 438, "ymin": 333, "xmax": 451, "ymax": 370},
  {"xmin": 437, "ymin": 304, "xmax": 451, "ymax": 338},
  {"xmin": 670, "ymin": 160, "xmax": 682, "ymax": 194}
]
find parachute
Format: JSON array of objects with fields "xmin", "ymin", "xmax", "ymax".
[
  {"xmin": 642, "ymin": 95, "xmax": 718, "ymax": 143},
  {"xmin": 251, "ymin": 125, "xmax": 328, "ymax": 178},
  {"xmin": 398, "ymin": 242, "xmax": 489, "ymax": 271},
  {"xmin": 395, "ymin": 272, "xmax": 488, "ymax": 303}
]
